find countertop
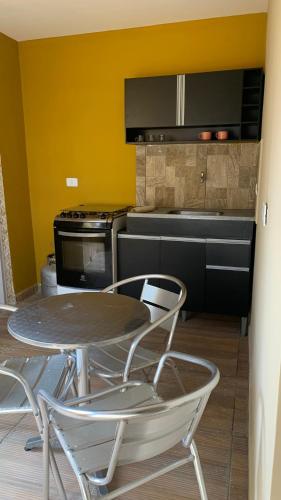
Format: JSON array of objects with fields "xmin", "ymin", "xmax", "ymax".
[{"xmin": 128, "ymin": 208, "xmax": 255, "ymax": 221}]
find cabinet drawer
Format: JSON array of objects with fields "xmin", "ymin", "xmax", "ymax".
[
  {"xmin": 206, "ymin": 239, "xmax": 251, "ymax": 268},
  {"xmin": 206, "ymin": 268, "xmax": 251, "ymax": 316}
]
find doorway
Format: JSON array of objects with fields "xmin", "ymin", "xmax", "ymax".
[
  {"xmin": 0, "ymin": 252, "xmax": 5, "ymax": 303},
  {"xmin": 0, "ymin": 157, "xmax": 15, "ymax": 305}
]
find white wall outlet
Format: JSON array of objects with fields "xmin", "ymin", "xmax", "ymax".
[{"xmin": 66, "ymin": 177, "xmax": 78, "ymax": 187}]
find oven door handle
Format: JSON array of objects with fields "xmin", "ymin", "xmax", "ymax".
[{"xmin": 58, "ymin": 231, "xmax": 107, "ymax": 238}]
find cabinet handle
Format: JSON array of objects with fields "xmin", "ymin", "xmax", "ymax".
[
  {"xmin": 118, "ymin": 234, "xmax": 161, "ymax": 241},
  {"xmin": 181, "ymin": 74, "xmax": 185, "ymax": 126},
  {"xmin": 206, "ymin": 239, "xmax": 251, "ymax": 245},
  {"xmin": 161, "ymin": 236, "xmax": 205, "ymax": 243},
  {"xmin": 118, "ymin": 234, "xmax": 205, "ymax": 243},
  {"xmin": 206, "ymin": 265, "xmax": 250, "ymax": 272},
  {"xmin": 176, "ymin": 75, "xmax": 182, "ymax": 126},
  {"xmin": 176, "ymin": 75, "xmax": 185, "ymax": 126}
]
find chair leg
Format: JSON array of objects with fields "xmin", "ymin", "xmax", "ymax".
[
  {"xmin": 169, "ymin": 360, "xmax": 186, "ymax": 394},
  {"xmin": 77, "ymin": 473, "xmax": 93, "ymax": 500},
  {"xmin": 190, "ymin": 440, "xmax": 208, "ymax": 500},
  {"xmin": 42, "ymin": 423, "xmax": 66, "ymax": 500},
  {"xmin": 142, "ymin": 367, "xmax": 154, "ymax": 383},
  {"xmin": 49, "ymin": 448, "xmax": 68, "ymax": 499},
  {"xmin": 70, "ymin": 380, "xmax": 78, "ymax": 397},
  {"xmin": 42, "ymin": 423, "xmax": 49, "ymax": 500}
]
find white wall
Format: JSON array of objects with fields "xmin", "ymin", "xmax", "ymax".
[{"xmin": 249, "ymin": 0, "xmax": 281, "ymax": 498}]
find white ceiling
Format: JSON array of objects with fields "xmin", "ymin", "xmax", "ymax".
[{"xmin": 0, "ymin": 0, "xmax": 268, "ymax": 42}]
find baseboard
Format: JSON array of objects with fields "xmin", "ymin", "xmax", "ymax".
[{"xmin": 16, "ymin": 284, "xmax": 39, "ymax": 302}]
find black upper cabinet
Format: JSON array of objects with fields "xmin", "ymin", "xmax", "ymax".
[
  {"xmin": 125, "ymin": 76, "xmax": 177, "ymax": 128},
  {"xmin": 125, "ymin": 68, "xmax": 264, "ymax": 143},
  {"xmin": 184, "ymin": 70, "xmax": 244, "ymax": 126}
]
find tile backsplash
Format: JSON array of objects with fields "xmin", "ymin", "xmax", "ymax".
[{"xmin": 136, "ymin": 143, "xmax": 259, "ymax": 209}]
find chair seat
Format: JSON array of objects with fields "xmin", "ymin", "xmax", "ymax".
[
  {"xmin": 0, "ymin": 354, "xmax": 68, "ymax": 413},
  {"xmin": 51, "ymin": 383, "xmax": 162, "ymax": 476},
  {"xmin": 88, "ymin": 339, "xmax": 162, "ymax": 378}
]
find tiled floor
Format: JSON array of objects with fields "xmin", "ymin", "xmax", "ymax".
[{"xmin": 0, "ymin": 305, "xmax": 248, "ymax": 499}]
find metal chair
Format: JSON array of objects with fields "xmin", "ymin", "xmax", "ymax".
[
  {"xmin": 88, "ymin": 274, "xmax": 187, "ymax": 389},
  {"xmin": 0, "ymin": 304, "xmax": 76, "ymax": 495},
  {"xmin": 39, "ymin": 351, "xmax": 220, "ymax": 500}
]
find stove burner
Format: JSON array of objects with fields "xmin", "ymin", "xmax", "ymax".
[{"xmin": 57, "ymin": 205, "xmax": 131, "ymax": 220}]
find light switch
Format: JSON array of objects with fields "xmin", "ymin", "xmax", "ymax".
[
  {"xmin": 262, "ymin": 202, "xmax": 268, "ymax": 226},
  {"xmin": 66, "ymin": 177, "xmax": 78, "ymax": 187}
]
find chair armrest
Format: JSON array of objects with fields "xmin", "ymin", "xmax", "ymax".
[
  {"xmin": 58, "ymin": 380, "xmax": 144, "ymax": 407},
  {"xmin": 0, "ymin": 364, "xmax": 39, "ymax": 416},
  {"xmin": 152, "ymin": 351, "xmax": 220, "ymax": 390},
  {"xmin": 0, "ymin": 304, "xmax": 18, "ymax": 312},
  {"xmin": 38, "ymin": 381, "xmax": 145, "ymax": 422},
  {"xmin": 122, "ymin": 303, "xmax": 183, "ymax": 382}
]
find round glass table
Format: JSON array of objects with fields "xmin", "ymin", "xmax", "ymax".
[{"xmin": 8, "ymin": 292, "xmax": 150, "ymax": 396}]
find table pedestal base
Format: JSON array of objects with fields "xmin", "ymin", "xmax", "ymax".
[{"xmin": 24, "ymin": 435, "xmax": 43, "ymax": 451}]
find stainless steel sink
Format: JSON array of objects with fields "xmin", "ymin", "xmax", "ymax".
[{"xmin": 169, "ymin": 210, "xmax": 224, "ymax": 216}]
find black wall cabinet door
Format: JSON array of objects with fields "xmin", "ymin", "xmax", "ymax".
[
  {"xmin": 117, "ymin": 237, "xmax": 160, "ymax": 298},
  {"xmin": 160, "ymin": 239, "xmax": 205, "ymax": 312},
  {"xmin": 184, "ymin": 70, "xmax": 244, "ymax": 126},
  {"xmin": 125, "ymin": 76, "xmax": 177, "ymax": 128}
]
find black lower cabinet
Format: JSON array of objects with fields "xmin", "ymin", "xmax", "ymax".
[
  {"xmin": 118, "ymin": 232, "xmax": 254, "ymax": 321},
  {"xmin": 206, "ymin": 269, "xmax": 251, "ymax": 316},
  {"xmin": 118, "ymin": 235, "xmax": 205, "ymax": 311},
  {"xmin": 117, "ymin": 236, "xmax": 160, "ymax": 298},
  {"xmin": 160, "ymin": 239, "xmax": 205, "ymax": 311}
]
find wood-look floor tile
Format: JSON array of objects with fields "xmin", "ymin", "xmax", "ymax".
[
  {"xmin": 233, "ymin": 409, "xmax": 248, "ymax": 438},
  {"xmin": 229, "ymin": 436, "xmax": 248, "ymax": 499},
  {"xmin": 196, "ymin": 429, "xmax": 233, "ymax": 467}
]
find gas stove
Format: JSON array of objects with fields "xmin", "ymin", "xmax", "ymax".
[
  {"xmin": 54, "ymin": 204, "xmax": 131, "ymax": 293},
  {"xmin": 56, "ymin": 204, "xmax": 131, "ymax": 224}
]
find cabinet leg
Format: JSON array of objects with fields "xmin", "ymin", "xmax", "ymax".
[
  {"xmin": 181, "ymin": 310, "xmax": 187, "ymax": 321},
  {"xmin": 181, "ymin": 310, "xmax": 192, "ymax": 321},
  {"xmin": 240, "ymin": 316, "xmax": 248, "ymax": 337}
]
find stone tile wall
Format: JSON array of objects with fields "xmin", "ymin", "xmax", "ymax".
[{"xmin": 136, "ymin": 143, "xmax": 260, "ymax": 209}]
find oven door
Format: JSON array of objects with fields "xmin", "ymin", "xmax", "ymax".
[{"xmin": 55, "ymin": 229, "xmax": 112, "ymax": 289}]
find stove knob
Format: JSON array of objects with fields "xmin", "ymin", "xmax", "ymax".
[
  {"xmin": 73, "ymin": 212, "xmax": 80, "ymax": 218},
  {"xmin": 80, "ymin": 212, "xmax": 86, "ymax": 219},
  {"xmin": 100, "ymin": 213, "xmax": 106, "ymax": 219},
  {"xmin": 67, "ymin": 211, "xmax": 73, "ymax": 218},
  {"xmin": 60, "ymin": 211, "xmax": 67, "ymax": 218}
]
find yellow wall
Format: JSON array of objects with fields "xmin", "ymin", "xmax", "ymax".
[
  {"xmin": 19, "ymin": 13, "xmax": 267, "ymax": 279},
  {"xmin": 0, "ymin": 33, "xmax": 36, "ymax": 293}
]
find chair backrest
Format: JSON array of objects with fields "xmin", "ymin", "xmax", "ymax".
[
  {"xmin": 140, "ymin": 279, "xmax": 182, "ymax": 332},
  {"xmin": 39, "ymin": 351, "xmax": 219, "ymax": 482},
  {"xmin": 103, "ymin": 274, "xmax": 187, "ymax": 349},
  {"xmin": 116, "ymin": 351, "xmax": 219, "ymax": 466}
]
